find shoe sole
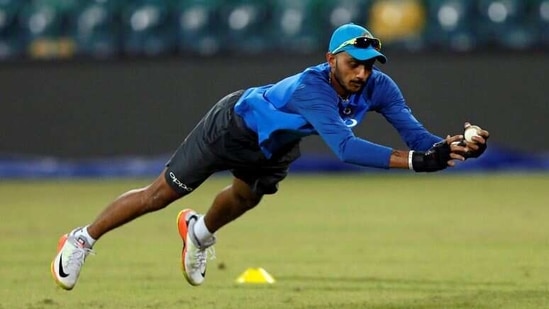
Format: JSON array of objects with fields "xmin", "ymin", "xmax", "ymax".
[
  {"xmin": 177, "ymin": 209, "xmax": 200, "ymax": 286},
  {"xmin": 50, "ymin": 234, "xmax": 73, "ymax": 290}
]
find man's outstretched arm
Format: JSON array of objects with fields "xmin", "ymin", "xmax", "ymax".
[{"xmin": 390, "ymin": 135, "xmax": 468, "ymax": 172}]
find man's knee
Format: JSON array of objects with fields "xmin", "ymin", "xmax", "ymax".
[
  {"xmin": 236, "ymin": 191, "xmax": 262, "ymax": 210},
  {"xmin": 231, "ymin": 179, "xmax": 263, "ymax": 210}
]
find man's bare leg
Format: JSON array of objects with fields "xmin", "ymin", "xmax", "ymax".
[
  {"xmin": 177, "ymin": 177, "xmax": 262, "ymax": 285},
  {"xmin": 87, "ymin": 169, "xmax": 181, "ymax": 240},
  {"xmin": 203, "ymin": 177, "xmax": 262, "ymax": 233}
]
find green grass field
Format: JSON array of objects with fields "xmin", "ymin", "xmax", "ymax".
[{"xmin": 1, "ymin": 173, "xmax": 549, "ymax": 309}]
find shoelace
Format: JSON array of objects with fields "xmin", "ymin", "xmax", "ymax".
[
  {"xmin": 66, "ymin": 242, "xmax": 95, "ymax": 272},
  {"xmin": 192, "ymin": 246, "xmax": 216, "ymax": 271}
]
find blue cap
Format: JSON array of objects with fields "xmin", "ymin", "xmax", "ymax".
[{"xmin": 329, "ymin": 23, "xmax": 387, "ymax": 64}]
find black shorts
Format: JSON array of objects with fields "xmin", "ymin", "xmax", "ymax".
[{"xmin": 165, "ymin": 90, "xmax": 301, "ymax": 196}]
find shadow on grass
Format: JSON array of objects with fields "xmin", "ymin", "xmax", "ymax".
[
  {"xmin": 300, "ymin": 290, "xmax": 549, "ymax": 309},
  {"xmin": 271, "ymin": 276, "xmax": 549, "ymax": 309},
  {"xmin": 277, "ymin": 275, "xmax": 518, "ymax": 289}
]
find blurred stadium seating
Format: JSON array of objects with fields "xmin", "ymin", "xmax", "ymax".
[
  {"xmin": 0, "ymin": 0, "xmax": 25, "ymax": 59},
  {"xmin": 424, "ymin": 0, "xmax": 478, "ymax": 51},
  {"xmin": 368, "ymin": 0, "xmax": 425, "ymax": 51},
  {"xmin": 19, "ymin": 0, "xmax": 77, "ymax": 59},
  {"xmin": 476, "ymin": 0, "xmax": 535, "ymax": 50},
  {"xmin": 217, "ymin": 0, "xmax": 271, "ymax": 54},
  {"xmin": 69, "ymin": 0, "xmax": 122, "ymax": 58},
  {"xmin": 175, "ymin": 0, "xmax": 222, "ymax": 56},
  {"xmin": 121, "ymin": 0, "xmax": 176, "ymax": 56},
  {"xmin": 0, "ymin": 0, "xmax": 547, "ymax": 60},
  {"xmin": 533, "ymin": 0, "xmax": 549, "ymax": 48},
  {"xmin": 269, "ymin": 0, "xmax": 325, "ymax": 54}
]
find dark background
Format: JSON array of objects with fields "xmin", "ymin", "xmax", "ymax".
[{"xmin": 1, "ymin": 51, "xmax": 547, "ymax": 158}]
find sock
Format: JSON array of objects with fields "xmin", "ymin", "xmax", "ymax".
[
  {"xmin": 73, "ymin": 226, "xmax": 97, "ymax": 247},
  {"xmin": 193, "ymin": 216, "xmax": 214, "ymax": 246}
]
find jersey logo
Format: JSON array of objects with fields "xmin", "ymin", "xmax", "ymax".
[{"xmin": 343, "ymin": 118, "xmax": 358, "ymax": 128}]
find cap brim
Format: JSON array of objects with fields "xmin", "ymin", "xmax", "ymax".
[{"xmin": 346, "ymin": 47, "xmax": 387, "ymax": 64}]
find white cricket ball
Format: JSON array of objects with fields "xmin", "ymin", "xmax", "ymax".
[{"xmin": 464, "ymin": 125, "xmax": 481, "ymax": 143}]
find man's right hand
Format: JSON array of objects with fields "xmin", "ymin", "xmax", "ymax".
[{"xmin": 411, "ymin": 135, "xmax": 467, "ymax": 172}]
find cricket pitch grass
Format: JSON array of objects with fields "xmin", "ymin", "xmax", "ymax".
[{"xmin": 1, "ymin": 173, "xmax": 548, "ymax": 309}]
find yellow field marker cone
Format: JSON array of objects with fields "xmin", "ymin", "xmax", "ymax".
[{"xmin": 235, "ymin": 267, "xmax": 276, "ymax": 284}]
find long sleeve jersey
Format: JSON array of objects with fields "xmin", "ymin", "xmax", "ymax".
[{"xmin": 234, "ymin": 62, "xmax": 442, "ymax": 169}]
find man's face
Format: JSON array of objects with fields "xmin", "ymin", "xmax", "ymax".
[{"xmin": 330, "ymin": 52, "xmax": 375, "ymax": 94}]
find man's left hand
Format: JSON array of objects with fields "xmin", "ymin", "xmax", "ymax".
[{"xmin": 462, "ymin": 122, "xmax": 490, "ymax": 159}]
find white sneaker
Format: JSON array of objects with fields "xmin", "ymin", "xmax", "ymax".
[
  {"xmin": 177, "ymin": 209, "xmax": 215, "ymax": 286},
  {"xmin": 50, "ymin": 228, "xmax": 94, "ymax": 290}
]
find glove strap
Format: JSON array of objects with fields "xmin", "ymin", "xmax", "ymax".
[{"xmin": 408, "ymin": 151, "xmax": 414, "ymax": 170}]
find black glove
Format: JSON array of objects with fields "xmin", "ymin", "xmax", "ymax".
[
  {"xmin": 412, "ymin": 141, "xmax": 452, "ymax": 172},
  {"xmin": 464, "ymin": 135, "xmax": 488, "ymax": 159}
]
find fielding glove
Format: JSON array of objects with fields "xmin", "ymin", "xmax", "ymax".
[{"xmin": 411, "ymin": 141, "xmax": 452, "ymax": 172}]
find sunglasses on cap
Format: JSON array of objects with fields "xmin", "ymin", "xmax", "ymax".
[{"xmin": 331, "ymin": 36, "xmax": 382, "ymax": 54}]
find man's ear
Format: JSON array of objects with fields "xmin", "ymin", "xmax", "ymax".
[{"xmin": 326, "ymin": 52, "xmax": 336, "ymax": 68}]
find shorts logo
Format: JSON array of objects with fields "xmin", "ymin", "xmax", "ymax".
[{"xmin": 169, "ymin": 172, "xmax": 193, "ymax": 192}]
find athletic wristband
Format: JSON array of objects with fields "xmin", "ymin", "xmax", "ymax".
[{"xmin": 408, "ymin": 151, "xmax": 414, "ymax": 170}]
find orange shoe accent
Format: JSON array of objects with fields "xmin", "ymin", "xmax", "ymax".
[
  {"xmin": 57, "ymin": 234, "xmax": 68, "ymax": 252},
  {"xmin": 177, "ymin": 209, "xmax": 191, "ymax": 242},
  {"xmin": 176, "ymin": 209, "xmax": 193, "ymax": 284}
]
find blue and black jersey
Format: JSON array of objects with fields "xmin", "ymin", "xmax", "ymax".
[{"xmin": 234, "ymin": 62, "xmax": 442, "ymax": 169}]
